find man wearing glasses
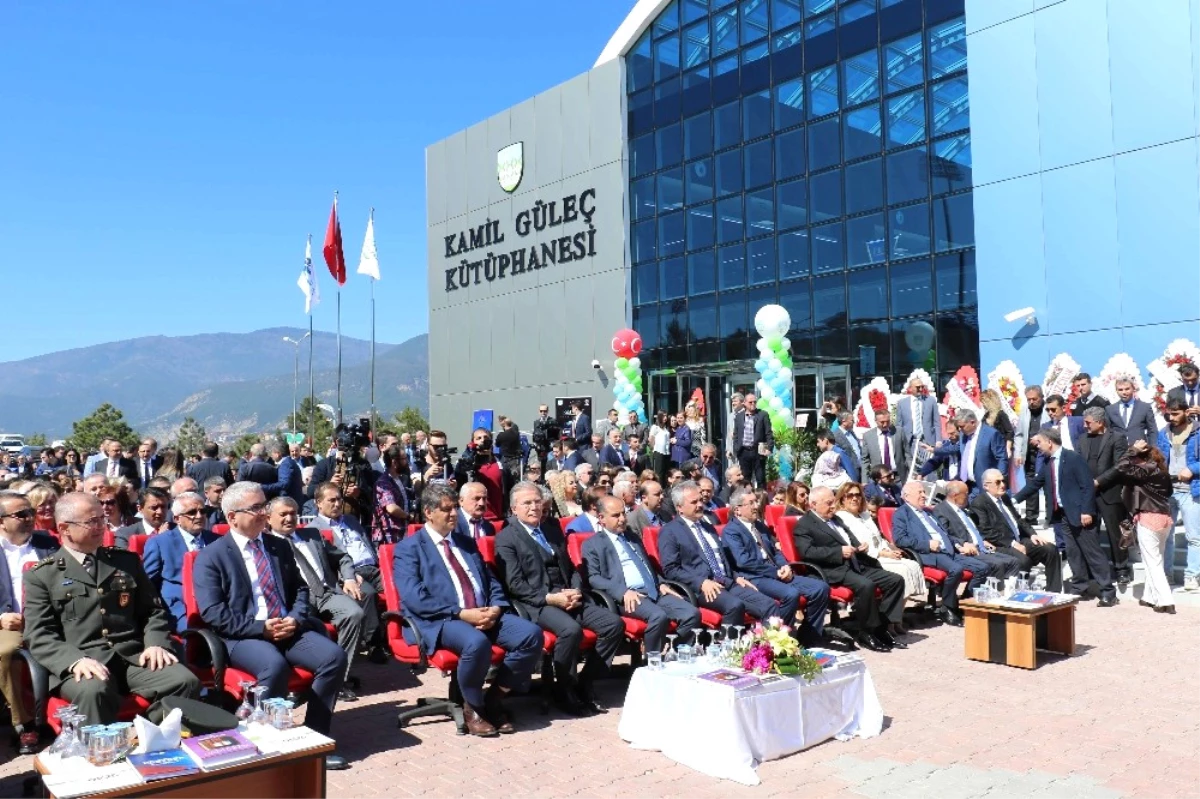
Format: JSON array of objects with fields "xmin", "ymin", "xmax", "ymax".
[
  {"xmin": 23, "ymin": 493, "xmax": 200, "ymax": 726},
  {"xmin": 972, "ymin": 470, "xmax": 1064, "ymax": 591},
  {"xmin": 142, "ymin": 492, "xmax": 219, "ymax": 632},
  {"xmin": 193, "ymin": 482, "xmax": 349, "ymax": 771}
]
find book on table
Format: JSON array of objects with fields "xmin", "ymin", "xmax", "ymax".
[
  {"xmin": 182, "ymin": 729, "xmax": 260, "ymax": 769},
  {"xmin": 696, "ymin": 669, "xmax": 760, "ymax": 689},
  {"xmin": 1004, "ymin": 591, "xmax": 1056, "ymax": 607},
  {"xmin": 127, "ymin": 748, "xmax": 199, "ymax": 781}
]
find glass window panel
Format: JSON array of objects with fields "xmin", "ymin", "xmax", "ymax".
[
  {"xmin": 631, "ymin": 176, "xmax": 656, "ymax": 221},
  {"xmin": 805, "ymin": 0, "xmax": 835, "ymax": 16},
  {"xmin": 811, "ymin": 221, "xmax": 844, "ymax": 273},
  {"xmin": 662, "ymin": 300, "xmax": 688, "ymax": 348},
  {"xmin": 848, "ymin": 266, "xmax": 888, "ymax": 321},
  {"xmin": 932, "ymin": 134, "xmax": 972, "ymax": 194},
  {"xmin": 717, "ymin": 194, "xmax": 744, "ymax": 242},
  {"xmin": 687, "ymin": 202, "xmax": 716, "ymax": 250},
  {"xmin": 629, "ymin": 87, "xmax": 653, "ymax": 135},
  {"xmin": 845, "ymin": 157, "xmax": 884, "ymax": 213},
  {"xmin": 890, "ymin": 202, "xmax": 930, "ymax": 259},
  {"xmin": 844, "ymin": 103, "xmax": 882, "ymax": 161},
  {"xmin": 714, "ymin": 100, "xmax": 741, "ymax": 150},
  {"xmin": 779, "ymin": 230, "xmax": 810, "ymax": 279},
  {"xmin": 633, "ymin": 219, "xmax": 657, "ymax": 264},
  {"xmin": 631, "ymin": 132, "xmax": 656, "ymax": 177},
  {"xmin": 689, "ymin": 293, "xmax": 718, "ymax": 343},
  {"xmin": 656, "ymin": 122, "xmax": 683, "ymax": 168},
  {"xmin": 776, "ymin": 127, "xmax": 807, "ymax": 180},
  {"xmin": 685, "ymin": 158, "xmax": 714, "ymax": 204},
  {"xmin": 930, "ymin": 76, "xmax": 969, "ymax": 136},
  {"xmin": 653, "ymin": 78, "xmax": 682, "ymax": 126},
  {"xmin": 886, "ymin": 90, "xmax": 925, "ymax": 147},
  {"xmin": 654, "ymin": 0, "xmax": 680, "ymax": 36},
  {"xmin": 713, "ymin": 54, "xmax": 741, "ymax": 103},
  {"xmin": 689, "ymin": 249, "xmax": 717, "ymax": 294},
  {"xmin": 846, "ymin": 212, "xmax": 886, "ymax": 266},
  {"xmin": 716, "ymin": 149, "xmax": 743, "ymax": 195},
  {"xmin": 773, "ymin": 25, "xmax": 804, "ymax": 52},
  {"xmin": 808, "ymin": 116, "xmax": 840, "ymax": 170},
  {"xmin": 741, "ymin": 43, "xmax": 771, "ymax": 91},
  {"xmin": 892, "ymin": 317, "xmax": 936, "ymax": 373},
  {"xmin": 937, "ymin": 310, "xmax": 979, "ymax": 370},
  {"xmin": 842, "ymin": 50, "xmax": 880, "ymax": 107},
  {"xmin": 744, "ymin": 89, "xmax": 773, "ymax": 139},
  {"xmin": 935, "ymin": 251, "xmax": 977, "ymax": 310},
  {"xmin": 719, "ymin": 290, "xmax": 749, "ymax": 356},
  {"xmin": 777, "ymin": 177, "xmax": 808, "ymax": 230},
  {"xmin": 774, "ymin": 78, "xmax": 805, "ymax": 129},
  {"xmin": 816, "ymin": 326, "xmax": 849, "ymax": 358},
  {"xmin": 805, "ymin": 12, "xmax": 835, "ymax": 38},
  {"xmin": 682, "ymin": 65, "xmax": 713, "ymax": 114},
  {"xmin": 634, "ymin": 262, "xmax": 658, "ymax": 305},
  {"xmin": 747, "ymin": 237, "xmax": 776, "ymax": 285},
  {"xmin": 682, "ymin": 20, "xmax": 710, "ymax": 67},
  {"xmin": 884, "ymin": 33, "xmax": 923, "ymax": 93},
  {"xmin": 684, "ymin": 111, "xmax": 713, "ymax": 160},
  {"xmin": 657, "ymin": 167, "xmax": 684, "ymax": 211},
  {"xmin": 746, "ymin": 187, "xmax": 775, "ymax": 237},
  {"xmin": 683, "ymin": 0, "xmax": 710, "ymax": 25},
  {"xmin": 632, "ymin": 304, "xmax": 660, "ymax": 349},
  {"xmin": 812, "ymin": 273, "xmax": 846, "ymax": 326},
  {"xmin": 772, "ymin": 0, "xmax": 803, "ymax": 31},
  {"xmin": 713, "ymin": 6, "xmax": 740, "ymax": 55},
  {"xmin": 851, "ymin": 322, "xmax": 891, "ymax": 376},
  {"xmin": 886, "ymin": 145, "xmax": 928, "ymax": 204},
  {"xmin": 628, "ymin": 33, "xmax": 654, "ymax": 93},
  {"xmin": 934, "ymin": 192, "xmax": 974, "ymax": 252},
  {"xmin": 840, "ymin": 0, "xmax": 876, "ymax": 25},
  {"xmin": 808, "ymin": 66, "xmax": 839, "ymax": 118},
  {"xmin": 810, "ymin": 169, "xmax": 842, "ymax": 222},
  {"xmin": 719, "ymin": 243, "xmax": 747, "ymax": 289},
  {"xmin": 928, "ymin": 17, "xmax": 967, "ymax": 78},
  {"xmin": 779, "ymin": 277, "xmax": 812, "ymax": 329},
  {"xmin": 655, "ymin": 34, "xmax": 681, "ymax": 81},
  {"xmin": 660, "ymin": 257, "xmax": 687, "ymax": 301},
  {"xmin": 890, "ymin": 259, "xmax": 933, "ymax": 317},
  {"xmin": 742, "ymin": 0, "xmax": 769, "ymax": 42},
  {"xmin": 745, "ymin": 139, "xmax": 773, "ymax": 188},
  {"xmin": 659, "ymin": 211, "xmax": 686, "ymax": 257}
]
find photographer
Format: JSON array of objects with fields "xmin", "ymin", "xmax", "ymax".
[
  {"xmin": 532, "ymin": 404, "xmax": 560, "ymax": 465},
  {"xmin": 414, "ymin": 429, "xmax": 456, "ymax": 491},
  {"xmin": 454, "ymin": 428, "xmax": 510, "ymax": 522},
  {"xmin": 306, "ymin": 420, "xmax": 378, "ymax": 526}
]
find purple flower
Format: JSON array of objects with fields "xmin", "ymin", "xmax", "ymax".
[{"xmin": 741, "ymin": 643, "xmax": 775, "ymax": 674}]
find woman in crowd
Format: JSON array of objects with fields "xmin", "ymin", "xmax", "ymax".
[
  {"xmin": 684, "ymin": 401, "xmax": 706, "ymax": 457},
  {"xmin": 1115, "ymin": 439, "xmax": 1175, "ymax": 613},
  {"xmin": 154, "ymin": 447, "xmax": 185, "ymax": 481},
  {"xmin": 821, "ymin": 395, "xmax": 847, "ymax": 429},
  {"xmin": 97, "ymin": 483, "xmax": 133, "ymax": 532},
  {"xmin": 669, "ymin": 412, "xmax": 692, "ymax": 468},
  {"xmin": 835, "ymin": 482, "xmax": 926, "ymax": 628},
  {"xmin": 548, "ymin": 469, "xmax": 582, "ymax": 518},
  {"xmin": 783, "ymin": 480, "xmax": 810, "ymax": 517},
  {"xmin": 62, "ymin": 448, "xmax": 84, "ymax": 478},
  {"xmin": 979, "ymin": 388, "xmax": 1015, "ymax": 458},
  {"xmin": 770, "ymin": 487, "xmax": 787, "ymax": 506},
  {"xmin": 811, "ymin": 449, "xmax": 850, "ymax": 491},
  {"xmin": 25, "ymin": 482, "xmax": 59, "ymax": 534},
  {"xmin": 371, "ymin": 445, "xmax": 411, "ymax": 545},
  {"xmin": 52, "ymin": 470, "xmax": 75, "ymax": 494},
  {"xmin": 648, "ymin": 411, "xmax": 672, "ymax": 483}
]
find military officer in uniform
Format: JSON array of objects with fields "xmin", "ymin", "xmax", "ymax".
[{"xmin": 23, "ymin": 493, "xmax": 200, "ymax": 725}]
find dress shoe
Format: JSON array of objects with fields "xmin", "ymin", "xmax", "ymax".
[
  {"xmin": 337, "ymin": 688, "xmax": 359, "ymax": 702},
  {"xmin": 367, "ymin": 646, "xmax": 390, "ymax": 665},
  {"xmin": 1154, "ymin": 604, "xmax": 1176, "ymax": 614},
  {"xmin": 554, "ymin": 693, "xmax": 593, "ymax": 717},
  {"xmin": 936, "ymin": 608, "xmax": 964, "ymax": 627},
  {"xmin": 855, "ymin": 632, "xmax": 891, "ymax": 652},
  {"xmin": 877, "ymin": 630, "xmax": 907, "ymax": 650},
  {"xmin": 325, "ymin": 754, "xmax": 351, "ymax": 771},
  {"xmin": 17, "ymin": 730, "xmax": 39, "ymax": 756},
  {"xmin": 823, "ymin": 627, "xmax": 857, "ymax": 647},
  {"xmin": 1098, "ymin": 596, "xmax": 1119, "ymax": 608},
  {"xmin": 1139, "ymin": 599, "xmax": 1154, "ymax": 608},
  {"xmin": 576, "ymin": 681, "xmax": 608, "ymax": 715},
  {"xmin": 483, "ymin": 684, "xmax": 515, "ymax": 734},
  {"xmin": 463, "ymin": 702, "xmax": 500, "ymax": 736}
]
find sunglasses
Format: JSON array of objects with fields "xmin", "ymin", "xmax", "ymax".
[
  {"xmin": 99, "ymin": 499, "xmax": 118, "ymax": 507},
  {"xmin": 1, "ymin": 509, "xmax": 35, "ymax": 520}
]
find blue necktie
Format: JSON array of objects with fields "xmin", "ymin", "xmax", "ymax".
[
  {"xmin": 921, "ymin": 511, "xmax": 953, "ymax": 552},
  {"xmin": 958, "ymin": 508, "xmax": 985, "ymax": 548},
  {"xmin": 998, "ymin": 499, "xmax": 1021, "ymax": 542},
  {"xmin": 691, "ymin": 522, "xmax": 726, "ymax": 580},
  {"xmin": 615, "ymin": 534, "xmax": 657, "ymax": 599},
  {"xmin": 530, "ymin": 526, "xmax": 554, "ymax": 554}
]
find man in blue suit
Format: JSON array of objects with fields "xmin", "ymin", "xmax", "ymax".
[
  {"xmin": 931, "ymin": 410, "xmax": 1009, "ymax": 499},
  {"xmin": 570, "ymin": 403, "xmax": 591, "ymax": 450},
  {"xmin": 394, "ymin": 483, "xmax": 542, "ymax": 737},
  {"xmin": 722, "ymin": 487, "xmax": 830, "ymax": 643},
  {"xmin": 1041, "ymin": 395, "xmax": 1085, "ymax": 456},
  {"xmin": 193, "ymin": 482, "xmax": 349, "ymax": 770},
  {"xmin": 893, "ymin": 481, "xmax": 990, "ymax": 626},
  {"xmin": 454, "ymin": 482, "xmax": 492, "ymax": 541},
  {"xmin": 565, "ymin": 488, "xmax": 606, "ymax": 534},
  {"xmin": 598, "ymin": 429, "xmax": 626, "ymax": 469},
  {"xmin": 1014, "ymin": 428, "xmax": 1116, "ymax": 605},
  {"xmin": 263, "ymin": 443, "xmax": 305, "ymax": 506},
  {"xmin": 657, "ymin": 481, "xmax": 777, "ymax": 625},
  {"xmin": 142, "ymin": 491, "xmax": 219, "ymax": 632},
  {"xmin": 1105, "ymin": 378, "xmax": 1158, "ymax": 445}
]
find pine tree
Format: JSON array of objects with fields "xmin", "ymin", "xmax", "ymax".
[
  {"xmin": 229, "ymin": 433, "xmax": 262, "ymax": 458},
  {"xmin": 25, "ymin": 433, "xmax": 48, "ymax": 447},
  {"xmin": 173, "ymin": 417, "xmax": 208, "ymax": 458},
  {"xmin": 392, "ymin": 406, "xmax": 430, "ymax": 435},
  {"xmin": 68, "ymin": 404, "xmax": 138, "ymax": 453}
]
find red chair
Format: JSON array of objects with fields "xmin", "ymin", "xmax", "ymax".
[
  {"xmin": 714, "ymin": 507, "xmax": 729, "ymax": 524},
  {"xmin": 714, "ymin": 523, "xmax": 727, "ymax": 537},
  {"xmin": 102, "ymin": 530, "xmax": 116, "ymax": 548},
  {"xmin": 565, "ymin": 532, "xmax": 654, "ymax": 654},
  {"xmin": 558, "ymin": 516, "xmax": 579, "ymax": 536},
  {"xmin": 490, "ymin": 520, "xmax": 504, "ymax": 534},
  {"xmin": 212, "ymin": 524, "xmax": 230, "ymax": 535},
  {"xmin": 877, "ymin": 508, "xmax": 896, "ymax": 541},
  {"xmin": 406, "ymin": 523, "xmax": 424, "ymax": 537},
  {"xmin": 378, "ymin": 543, "xmax": 505, "ymax": 733},
  {"xmin": 764, "ymin": 504, "xmax": 784, "ymax": 529},
  {"xmin": 319, "ymin": 529, "xmax": 334, "ymax": 545},
  {"xmin": 881, "ymin": 508, "xmax": 972, "ymax": 610},
  {"xmin": 127, "ymin": 534, "xmax": 151, "ymax": 559}
]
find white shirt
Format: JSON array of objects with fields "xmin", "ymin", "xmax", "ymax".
[
  {"xmin": 1051, "ymin": 450, "xmax": 1064, "ymax": 506},
  {"xmin": 179, "ymin": 527, "xmax": 205, "ymax": 553},
  {"xmin": 1, "ymin": 538, "xmax": 37, "ymax": 613},
  {"xmin": 961, "ymin": 432, "xmax": 979, "ymax": 481},
  {"xmin": 650, "ymin": 425, "xmax": 670, "ymax": 455},
  {"xmin": 989, "ymin": 494, "xmax": 1022, "ymax": 541},
  {"xmin": 425, "ymin": 526, "xmax": 481, "ymax": 608},
  {"xmin": 230, "ymin": 530, "xmax": 270, "ymax": 622},
  {"xmin": 1058, "ymin": 418, "xmax": 1074, "ymax": 451}
]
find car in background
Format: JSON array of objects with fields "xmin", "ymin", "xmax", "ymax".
[{"xmin": 0, "ymin": 435, "xmax": 24, "ymax": 455}]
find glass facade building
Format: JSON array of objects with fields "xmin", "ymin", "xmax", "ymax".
[{"xmin": 626, "ymin": 0, "xmax": 978, "ymax": 405}]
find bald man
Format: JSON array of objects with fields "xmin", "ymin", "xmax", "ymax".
[{"xmin": 934, "ymin": 482, "xmax": 1021, "ymax": 578}]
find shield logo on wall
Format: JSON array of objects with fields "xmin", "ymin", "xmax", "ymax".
[{"xmin": 497, "ymin": 142, "xmax": 524, "ymax": 193}]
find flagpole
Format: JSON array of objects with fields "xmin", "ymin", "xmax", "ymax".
[
  {"xmin": 368, "ymin": 207, "xmax": 376, "ymax": 434},
  {"xmin": 334, "ymin": 191, "xmax": 343, "ymax": 426},
  {"xmin": 308, "ymin": 314, "xmax": 315, "ymax": 446}
]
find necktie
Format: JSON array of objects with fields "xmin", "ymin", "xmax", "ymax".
[
  {"xmin": 82, "ymin": 554, "xmax": 97, "ymax": 580},
  {"xmin": 191, "ymin": 535, "xmax": 205, "ymax": 552},
  {"xmin": 749, "ymin": 522, "xmax": 770, "ymax": 560},
  {"xmin": 920, "ymin": 510, "xmax": 952, "ymax": 552},
  {"xmin": 1122, "ymin": 404, "xmax": 1130, "ymax": 426},
  {"xmin": 248, "ymin": 539, "xmax": 287, "ymax": 619},
  {"xmin": 691, "ymin": 522, "xmax": 725, "ymax": 580},
  {"xmin": 958, "ymin": 435, "xmax": 970, "ymax": 481},
  {"xmin": 959, "ymin": 508, "xmax": 985, "ymax": 548},
  {"xmin": 998, "ymin": 499, "xmax": 1021, "ymax": 542},
  {"xmin": 615, "ymin": 535, "xmax": 657, "ymax": 598},
  {"xmin": 882, "ymin": 433, "xmax": 892, "ymax": 469},
  {"xmin": 471, "ymin": 519, "xmax": 485, "ymax": 540},
  {"xmin": 530, "ymin": 527, "xmax": 554, "ymax": 554},
  {"xmin": 290, "ymin": 540, "xmax": 325, "ymax": 594},
  {"xmin": 912, "ymin": 397, "xmax": 923, "ymax": 443},
  {"xmin": 143, "ymin": 460, "xmax": 151, "ymax": 482},
  {"xmin": 108, "ymin": 460, "xmax": 117, "ymax": 478},
  {"xmin": 441, "ymin": 539, "xmax": 478, "ymax": 609},
  {"xmin": 829, "ymin": 519, "xmax": 863, "ymax": 572}
]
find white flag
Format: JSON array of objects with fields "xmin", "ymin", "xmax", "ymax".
[
  {"xmin": 297, "ymin": 235, "xmax": 321, "ymax": 314},
  {"xmin": 356, "ymin": 210, "xmax": 380, "ymax": 280}
]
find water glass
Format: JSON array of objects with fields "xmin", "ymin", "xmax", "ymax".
[
  {"xmin": 235, "ymin": 680, "xmax": 256, "ymax": 723},
  {"xmin": 972, "ymin": 586, "xmax": 989, "ymax": 603},
  {"xmin": 48, "ymin": 704, "xmax": 80, "ymax": 755},
  {"xmin": 985, "ymin": 577, "xmax": 1001, "ymax": 594},
  {"xmin": 107, "ymin": 722, "xmax": 134, "ymax": 757},
  {"xmin": 646, "ymin": 651, "xmax": 664, "ymax": 671},
  {"xmin": 676, "ymin": 644, "xmax": 693, "ymax": 664},
  {"xmin": 87, "ymin": 729, "xmax": 117, "ymax": 766},
  {"xmin": 79, "ymin": 725, "xmax": 107, "ymax": 754},
  {"xmin": 272, "ymin": 700, "xmax": 296, "ymax": 730}
]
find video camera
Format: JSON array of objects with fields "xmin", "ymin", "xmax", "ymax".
[
  {"xmin": 335, "ymin": 417, "xmax": 372, "ymax": 452},
  {"xmin": 430, "ymin": 442, "xmax": 458, "ymax": 464}
]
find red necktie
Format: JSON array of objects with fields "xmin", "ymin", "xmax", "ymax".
[{"xmin": 441, "ymin": 540, "xmax": 477, "ymax": 609}]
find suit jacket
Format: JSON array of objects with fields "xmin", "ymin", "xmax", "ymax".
[
  {"xmin": 493, "ymin": 520, "xmax": 582, "ymax": 616},
  {"xmin": 971, "ymin": 492, "xmax": 1036, "ymax": 548},
  {"xmin": 793, "ymin": 511, "xmax": 881, "ymax": 584},
  {"xmin": 565, "ymin": 515, "xmax": 596, "ymax": 534},
  {"xmin": 896, "ymin": 393, "xmax": 939, "ymax": 447},
  {"xmin": 731, "ymin": 410, "xmax": 773, "ymax": 452},
  {"xmin": 861, "ymin": 426, "xmax": 908, "ymax": 482},
  {"xmin": 832, "ymin": 429, "xmax": 862, "ymax": 480},
  {"xmin": 94, "ymin": 457, "xmax": 141, "ymax": 489},
  {"xmin": 1041, "ymin": 417, "xmax": 1085, "ymax": 453},
  {"xmin": 133, "ymin": 455, "xmax": 162, "ymax": 487},
  {"xmin": 264, "ymin": 456, "xmax": 305, "ymax": 507},
  {"xmin": 393, "ymin": 528, "xmax": 508, "ymax": 655},
  {"xmin": 142, "ymin": 527, "xmax": 220, "ymax": 631},
  {"xmin": 1070, "ymin": 394, "xmax": 1110, "ymax": 416},
  {"xmin": 722, "ymin": 516, "xmax": 787, "ymax": 581},
  {"xmin": 193, "ymin": 531, "xmax": 317, "ymax": 640},
  {"xmin": 932, "ymin": 424, "xmax": 1008, "ymax": 493},
  {"xmin": 1105, "ymin": 400, "xmax": 1158, "ymax": 445},
  {"xmin": 582, "ymin": 529, "xmax": 658, "ymax": 602},
  {"xmin": 0, "ymin": 533, "xmax": 59, "ymax": 615},
  {"xmin": 305, "ymin": 456, "xmax": 337, "ymax": 499},
  {"xmin": 187, "ymin": 457, "xmax": 235, "ymax": 488},
  {"xmin": 1077, "ymin": 430, "xmax": 1127, "ymax": 503},
  {"xmin": 1014, "ymin": 448, "xmax": 1097, "ymax": 528},
  {"xmin": 1167, "ymin": 384, "xmax": 1200, "ymax": 409},
  {"xmin": 237, "ymin": 458, "xmax": 279, "ymax": 489},
  {"xmin": 572, "ymin": 414, "xmax": 591, "ymax": 449},
  {"xmin": 580, "ymin": 447, "xmax": 600, "ymax": 470},
  {"xmin": 627, "ymin": 452, "xmax": 651, "ymax": 475},
  {"xmin": 561, "ymin": 451, "xmax": 584, "ymax": 473},
  {"xmin": 932, "ymin": 502, "xmax": 987, "ymax": 550},
  {"xmin": 626, "ymin": 505, "xmax": 665, "ymax": 536},
  {"xmin": 286, "ymin": 527, "xmax": 356, "ymax": 599},
  {"xmin": 454, "ymin": 509, "xmax": 492, "ymax": 540},
  {"xmin": 313, "ymin": 514, "xmax": 377, "ymax": 566},
  {"xmin": 599, "ymin": 444, "xmax": 626, "ymax": 469},
  {"xmin": 114, "ymin": 521, "xmax": 174, "ymax": 551},
  {"xmin": 656, "ymin": 516, "xmax": 734, "ymax": 594},
  {"xmin": 892, "ymin": 503, "xmax": 957, "ymax": 556}
]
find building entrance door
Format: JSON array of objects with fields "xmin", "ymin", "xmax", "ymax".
[{"xmin": 793, "ymin": 363, "xmax": 850, "ymax": 430}]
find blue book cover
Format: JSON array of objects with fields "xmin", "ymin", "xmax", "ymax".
[{"xmin": 127, "ymin": 748, "xmax": 199, "ymax": 781}]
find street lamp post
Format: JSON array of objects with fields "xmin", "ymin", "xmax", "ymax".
[{"xmin": 282, "ymin": 333, "xmax": 311, "ymax": 432}]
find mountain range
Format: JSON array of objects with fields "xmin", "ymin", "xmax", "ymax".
[{"xmin": 0, "ymin": 328, "xmax": 429, "ymax": 441}]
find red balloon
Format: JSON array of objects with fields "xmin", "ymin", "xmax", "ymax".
[{"xmin": 611, "ymin": 328, "xmax": 643, "ymax": 359}]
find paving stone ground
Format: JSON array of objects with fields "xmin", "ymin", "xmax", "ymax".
[{"xmin": 2, "ymin": 598, "xmax": 1197, "ymax": 797}]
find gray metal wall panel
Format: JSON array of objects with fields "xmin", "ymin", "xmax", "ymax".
[
  {"xmin": 443, "ymin": 131, "xmax": 468, "ymax": 220},
  {"xmin": 426, "ymin": 141, "xmax": 447, "ymax": 226},
  {"xmin": 560, "ymin": 73, "xmax": 593, "ymax": 179},
  {"xmin": 589, "ymin": 60, "xmax": 625, "ymax": 167},
  {"xmin": 465, "ymin": 124, "xmax": 492, "ymax": 214},
  {"xmin": 509, "ymin": 98, "xmax": 538, "ymax": 200},
  {"xmin": 487, "ymin": 111, "xmax": 513, "ymax": 207},
  {"xmin": 534, "ymin": 86, "xmax": 564, "ymax": 187}
]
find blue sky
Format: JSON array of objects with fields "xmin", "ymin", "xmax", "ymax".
[{"xmin": 0, "ymin": 1, "xmax": 633, "ymax": 361}]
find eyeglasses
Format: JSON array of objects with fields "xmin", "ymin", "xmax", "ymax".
[
  {"xmin": 63, "ymin": 516, "xmax": 105, "ymax": 528},
  {"xmin": 175, "ymin": 508, "xmax": 206, "ymax": 518},
  {"xmin": 0, "ymin": 509, "xmax": 35, "ymax": 520},
  {"xmin": 231, "ymin": 502, "xmax": 268, "ymax": 516},
  {"xmin": 98, "ymin": 499, "xmax": 118, "ymax": 507},
  {"xmin": 844, "ymin": 492, "xmax": 863, "ymax": 499}
]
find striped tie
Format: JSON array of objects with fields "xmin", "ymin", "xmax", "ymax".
[{"xmin": 249, "ymin": 538, "xmax": 286, "ymax": 618}]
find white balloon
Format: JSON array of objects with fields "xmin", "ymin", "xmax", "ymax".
[
  {"xmin": 760, "ymin": 384, "xmax": 775, "ymax": 399},
  {"xmin": 756, "ymin": 339, "xmax": 773, "ymax": 354},
  {"xmin": 781, "ymin": 337, "xmax": 792, "ymax": 351},
  {"xmin": 768, "ymin": 358, "xmax": 783, "ymax": 371},
  {"xmin": 777, "ymin": 368, "xmax": 793, "ymax": 383},
  {"xmin": 629, "ymin": 357, "xmax": 641, "ymax": 370},
  {"xmin": 770, "ymin": 396, "xmax": 784, "ymax": 410},
  {"xmin": 753, "ymin": 304, "xmax": 792, "ymax": 338}
]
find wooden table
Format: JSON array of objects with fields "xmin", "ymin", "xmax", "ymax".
[
  {"xmin": 36, "ymin": 741, "xmax": 334, "ymax": 799},
  {"xmin": 960, "ymin": 596, "xmax": 1080, "ymax": 669}
]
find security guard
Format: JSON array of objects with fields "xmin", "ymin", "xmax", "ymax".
[{"xmin": 23, "ymin": 493, "xmax": 200, "ymax": 725}]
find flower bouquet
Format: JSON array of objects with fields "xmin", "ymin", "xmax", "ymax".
[
  {"xmin": 1147, "ymin": 339, "xmax": 1199, "ymax": 414},
  {"xmin": 986, "ymin": 360, "xmax": 1025, "ymax": 425},
  {"xmin": 725, "ymin": 618, "xmax": 825, "ymax": 681}
]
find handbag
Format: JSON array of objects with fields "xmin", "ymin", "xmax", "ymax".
[{"xmin": 1118, "ymin": 517, "xmax": 1136, "ymax": 550}]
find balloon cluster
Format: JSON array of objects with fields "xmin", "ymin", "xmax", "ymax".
[
  {"xmin": 611, "ymin": 328, "xmax": 647, "ymax": 423},
  {"xmin": 752, "ymin": 305, "xmax": 794, "ymax": 434}
]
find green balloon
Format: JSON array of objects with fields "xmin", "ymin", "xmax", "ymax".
[{"xmin": 615, "ymin": 357, "xmax": 629, "ymax": 369}]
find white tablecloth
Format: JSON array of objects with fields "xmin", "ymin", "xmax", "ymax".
[{"xmin": 617, "ymin": 655, "xmax": 883, "ymax": 785}]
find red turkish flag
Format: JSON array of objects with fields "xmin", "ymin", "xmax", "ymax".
[{"xmin": 323, "ymin": 198, "xmax": 346, "ymax": 285}]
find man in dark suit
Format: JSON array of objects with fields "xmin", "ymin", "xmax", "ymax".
[
  {"xmin": 1106, "ymin": 379, "xmax": 1158, "ymax": 445},
  {"xmin": 565, "ymin": 488, "xmax": 606, "ymax": 535},
  {"xmin": 394, "ymin": 484, "xmax": 543, "ymax": 737},
  {"xmin": 313, "ymin": 483, "xmax": 382, "ymax": 599},
  {"xmin": 598, "ymin": 429, "xmax": 626, "ymax": 469},
  {"xmin": 495, "ymin": 482, "xmax": 623, "ymax": 716},
  {"xmin": 861, "ymin": 409, "xmax": 907, "ymax": 484},
  {"xmin": 134, "ymin": 438, "xmax": 163, "ymax": 488},
  {"xmin": 93, "ymin": 441, "xmax": 141, "ymax": 490},
  {"xmin": 1042, "ymin": 395, "xmax": 1085, "ymax": 454},
  {"xmin": 657, "ymin": 481, "xmax": 778, "ymax": 627},
  {"xmin": 931, "ymin": 410, "xmax": 1009, "ymax": 499},
  {"xmin": 626, "ymin": 481, "xmax": 668, "ymax": 535},
  {"xmin": 971, "ymin": 469, "xmax": 1062, "ymax": 591},
  {"xmin": 570, "ymin": 403, "xmax": 591, "ymax": 450},
  {"xmin": 1078, "ymin": 408, "xmax": 1132, "ymax": 585},
  {"xmin": 114, "ymin": 487, "xmax": 173, "ymax": 550},
  {"xmin": 1070, "ymin": 373, "xmax": 1110, "ymax": 416},
  {"xmin": 864, "ymin": 466, "xmax": 902, "ymax": 508},
  {"xmin": 698, "ymin": 445, "xmax": 723, "ymax": 494},
  {"xmin": 626, "ymin": 435, "xmax": 650, "ymax": 476},
  {"xmin": 723, "ymin": 487, "xmax": 830, "ymax": 643},
  {"xmin": 1014, "ymin": 428, "xmax": 1116, "ymax": 605},
  {"xmin": 237, "ymin": 443, "xmax": 279, "ymax": 490},
  {"xmin": 202, "ymin": 477, "xmax": 228, "ymax": 529},
  {"xmin": 263, "ymin": 442, "xmax": 305, "ymax": 507},
  {"xmin": 580, "ymin": 434, "xmax": 603, "ymax": 470},
  {"xmin": 142, "ymin": 491, "xmax": 219, "ymax": 632},
  {"xmin": 933, "ymin": 481, "xmax": 1021, "ymax": 578},
  {"xmin": 834, "ymin": 410, "xmax": 863, "ymax": 474},
  {"xmin": 186, "ymin": 442, "xmax": 235, "ymax": 487},
  {"xmin": 582, "ymin": 495, "xmax": 701, "ymax": 654},
  {"xmin": 1167, "ymin": 364, "xmax": 1200, "ymax": 416},
  {"xmin": 193, "ymin": 483, "xmax": 349, "ymax": 769},
  {"xmin": 560, "ymin": 440, "xmax": 584, "ymax": 473},
  {"xmin": 794, "ymin": 487, "xmax": 905, "ymax": 651},
  {"xmin": 0, "ymin": 492, "xmax": 61, "ymax": 752},
  {"xmin": 893, "ymin": 481, "xmax": 991, "ymax": 626},
  {"xmin": 697, "ymin": 477, "xmax": 725, "ymax": 524},
  {"xmin": 454, "ymin": 482, "xmax": 493, "ymax": 541},
  {"xmin": 732, "ymin": 395, "xmax": 773, "ymax": 488}
]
